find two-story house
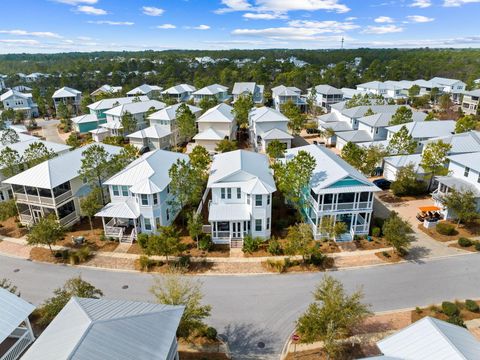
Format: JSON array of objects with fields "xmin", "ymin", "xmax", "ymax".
[
  {"xmin": 192, "ymin": 84, "xmax": 229, "ymax": 104},
  {"xmin": 127, "ymin": 125, "xmax": 172, "ymax": 151},
  {"xmin": 162, "ymin": 84, "xmax": 196, "ymax": 102},
  {"xmin": 87, "ymin": 96, "xmax": 149, "ymax": 125},
  {"xmin": 430, "ymin": 77, "xmax": 466, "ymax": 103},
  {"xmin": 206, "ymin": 150, "xmax": 276, "ymax": 247},
  {"xmin": 100, "ymin": 99, "xmax": 166, "ymax": 136},
  {"xmin": 433, "ymin": 152, "xmax": 480, "ymax": 220},
  {"xmin": 52, "ymin": 86, "xmax": 82, "ymax": 114},
  {"xmin": 3, "ymin": 143, "xmax": 122, "ymax": 227},
  {"xmin": 90, "ymin": 84, "xmax": 122, "ymax": 98},
  {"xmin": 126, "ymin": 84, "xmax": 162, "ymax": 99},
  {"xmin": 308, "ymin": 85, "xmax": 343, "ymax": 110},
  {"xmin": 462, "ymin": 89, "xmax": 480, "ymax": 116},
  {"xmin": 95, "ymin": 149, "xmax": 188, "ymax": 242},
  {"xmin": 356, "ymin": 81, "xmax": 404, "ymax": 100},
  {"xmin": 148, "ymin": 103, "xmax": 202, "ymax": 146},
  {"xmin": 0, "ymin": 89, "xmax": 39, "ymax": 118},
  {"xmin": 249, "ymin": 106, "xmax": 293, "ymax": 152},
  {"xmin": 271, "ymin": 85, "xmax": 306, "ymax": 112},
  {"xmin": 232, "ymin": 82, "xmax": 264, "ymax": 104},
  {"xmin": 192, "ymin": 103, "xmax": 236, "ymax": 153},
  {"xmin": 285, "ymin": 144, "xmax": 380, "ymax": 242}
]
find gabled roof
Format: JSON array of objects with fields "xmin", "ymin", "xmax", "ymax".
[
  {"xmin": 261, "ymin": 128, "xmax": 293, "ymax": 140},
  {"xmin": 3, "ymin": 143, "xmax": 122, "ymax": 189},
  {"xmin": 312, "ymin": 84, "xmax": 343, "ymax": 95},
  {"xmin": 104, "ymin": 100, "xmax": 166, "ymax": 117},
  {"xmin": 336, "ymin": 130, "xmax": 373, "ymax": 143},
  {"xmin": 162, "ymin": 83, "xmax": 196, "ymax": 95},
  {"xmin": 127, "ymin": 125, "xmax": 171, "ymax": 140},
  {"xmin": 197, "ymin": 103, "xmax": 234, "ymax": 123},
  {"xmin": 383, "ymin": 153, "xmax": 424, "ymax": 172},
  {"xmin": 232, "ymin": 82, "xmax": 259, "ymax": 95},
  {"xmin": 448, "ymin": 151, "xmax": 480, "ymax": 172},
  {"xmin": 0, "ymin": 139, "xmax": 70, "ymax": 162},
  {"xmin": 52, "ymin": 86, "xmax": 81, "ymax": 98},
  {"xmin": 71, "ymin": 114, "xmax": 98, "ymax": 124},
  {"xmin": 421, "ymin": 131, "xmax": 480, "ymax": 155},
  {"xmin": 126, "ymin": 84, "xmax": 162, "ymax": 95},
  {"xmin": 0, "ymin": 288, "xmax": 35, "ymax": 344},
  {"xmin": 0, "ymin": 89, "xmax": 33, "ymax": 101},
  {"xmin": 88, "ymin": 96, "xmax": 150, "ymax": 111},
  {"xmin": 464, "ymin": 89, "xmax": 480, "ymax": 97},
  {"xmin": 148, "ymin": 103, "xmax": 201, "ymax": 121},
  {"xmin": 193, "ymin": 127, "xmax": 225, "ymax": 140},
  {"xmin": 104, "ymin": 149, "xmax": 188, "ymax": 194},
  {"xmin": 318, "ymin": 112, "xmax": 341, "ymax": 124},
  {"xmin": 96, "ymin": 199, "xmax": 140, "ymax": 218},
  {"xmin": 91, "ymin": 84, "xmax": 122, "ymax": 96},
  {"xmin": 430, "ymin": 77, "xmax": 464, "ymax": 86},
  {"xmin": 193, "ymin": 84, "xmax": 228, "ymax": 95},
  {"xmin": 341, "ymin": 104, "xmax": 400, "ymax": 119},
  {"xmin": 320, "ymin": 121, "xmax": 352, "ymax": 132},
  {"xmin": 271, "ymin": 85, "xmax": 301, "ymax": 97},
  {"xmin": 250, "ymin": 106, "xmax": 289, "ymax": 123},
  {"xmin": 378, "ymin": 316, "xmax": 480, "ymax": 360},
  {"xmin": 208, "ymin": 150, "xmax": 276, "ymax": 194},
  {"xmin": 358, "ymin": 111, "xmax": 426, "ymax": 128},
  {"xmin": 284, "ymin": 144, "xmax": 380, "ymax": 194},
  {"xmin": 21, "ymin": 297, "xmax": 184, "ymax": 360},
  {"xmin": 387, "ymin": 120, "xmax": 455, "ymax": 139}
]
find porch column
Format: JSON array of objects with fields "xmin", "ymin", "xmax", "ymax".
[
  {"xmin": 25, "ymin": 317, "xmax": 35, "ymax": 341},
  {"xmin": 101, "ymin": 217, "xmax": 106, "ymax": 232}
]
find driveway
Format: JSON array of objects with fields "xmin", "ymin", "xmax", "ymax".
[
  {"xmin": 2, "ymin": 253, "xmax": 480, "ymax": 359},
  {"xmin": 37, "ymin": 119, "xmax": 64, "ymax": 144},
  {"xmin": 375, "ymin": 194, "xmax": 467, "ymax": 259}
]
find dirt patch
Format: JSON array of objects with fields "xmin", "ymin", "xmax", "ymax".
[
  {"xmin": 0, "ymin": 217, "xmax": 27, "ymax": 238},
  {"xmin": 128, "ymin": 238, "xmax": 230, "ymax": 258},
  {"xmin": 355, "ymin": 237, "xmax": 389, "ymax": 250},
  {"xmin": 449, "ymin": 243, "xmax": 478, "ymax": 252},
  {"xmin": 353, "ymin": 310, "xmax": 412, "ymax": 335},
  {"xmin": 418, "ymin": 220, "xmax": 480, "ymax": 242},
  {"xmin": 284, "ymin": 343, "xmax": 367, "ymax": 360},
  {"xmin": 262, "ymin": 257, "xmax": 334, "ymax": 273},
  {"xmin": 61, "ymin": 218, "xmax": 119, "ymax": 252},
  {"xmin": 245, "ymin": 239, "xmax": 340, "ymax": 258},
  {"xmin": 179, "ymin": 352, "xmax": 229, "ymax": 360},
  {"xmin": 29, "ymin": 247, "xmax": 65, "ymax": 263},
  {"xmin": 411, "ymin": 300, "xmax": 480, "ymax": 323},
  {"xmin": 378, "ymin": 192, "xmax": 430, "ymax": 204},
  {"xmin": 375, "ymin": 249, "xmax": 403, "ymax": 263},
  {"xmin": 134, "ymin": 258, "xmax": 214, "ymax": 274}
]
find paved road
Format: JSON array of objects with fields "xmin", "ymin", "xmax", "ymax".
[
  {"xmin": 2, "ymin": 254, "xmax": 480, "ymax": 359},
  {"xmin": 37, "ymin": 119, "xmax": 64, "ymax": 144}
]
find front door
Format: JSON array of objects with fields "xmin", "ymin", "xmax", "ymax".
[
  {"xmin": 32, "ymin": 209, "xmax": 43, "ymax": 223},
  {"xmin": 232, "ymin": 222, "xmax": 242, "ymax": 238}
]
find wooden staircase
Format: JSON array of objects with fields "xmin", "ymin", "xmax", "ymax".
[{"xmin": 230, "ymin": 239, "xmax": 244, "ymax": 249}]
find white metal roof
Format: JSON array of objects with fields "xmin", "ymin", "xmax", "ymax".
[
  {"xmin": 312, "ymin": 84, "xmax": 343, "ymax": 95},
  {"xmin": 90, "ymin": 84, "xmax": 122, "ymax": 96},
  {"xmin": 422, "ymin": 131, "xmax": 480, "ymax": 155},
  {"xmin": 209, "ymin": 203, "xmax": 250, "ymax": 221},
  {"xmin": 148, "ymin": 103, "xmax": 201, "ymax": 121},
  {"xmin": 193, "ymin": 127, "xmax": 225, "ymax": 140},
  {"xmin": 272, "ymin": 85, "xmax": 301, "ymax": 97},
  {"xmin": 197, "ymin": 103, "xmax": 234, "ymax": 123},
  {"xmin": 21, "ymin": 297, "xmax": 184, "ymax": 360},
  {"xmin": 464, "ymin": 89, "xmax": 480, "ymax": 97},
  {"xmin": 95, "ymin": 199, "xmax": 140, "ymax": 218},
  {"xmin": 0, "ymin": 288, "xmax": 35, "ymax": 343},
  {"xmin": 71, "ymin": 114, "xmax": 98, "ymax": 124},
  {"xmin": 127, "ymin": 125, "xmax": 171, "ymax": 140},
  {"xmin": 249, "ymin": 106, "xmax": 289, "ymax": 124},
  {"xmin": 88, "ymin": 96, "xmax": 149, "ymax": 111},
  {"xmin": 320, "ymin": 121, "xmax": 353, "ymax": 132},
  {"xmin": 383, "ymin": 154, "xmax": 424, "ymax": 173},
  {"xmin": 208, "ymin": 150, "xmax": 276, "ymax": 194},
  {"xmin": 285, "ymin": 144, "xmax": 380, "ymax": 194},
  {"xmin": 0, "ymin": 139, "xmax": 70, "ymax": 161},
  {"xmin": 318, "ymin": 112, "xmax": 341, "ymax": 124},
  {"xmin": 448, "ymin": 151, "xmax": 480, "ymax": 172},
  {"xmin": 162, "ymin": 83, "xmax": 196, "ymax": 95},
  {"xmin": 104, "ymin": 149, "xmax": 188, "ymax": 194},
  {"xmin": 3, "ymin": 143, "xmax": 122, "ymax": 189},
  {"xmin": 52, "ymin": 86, "xmax": 81, "ymax": 98},
  {"xmin": 192, "ymin": 84, "xmax": 228, "ymax": 96},
  {"xmin": 358, "ymin": 111, "xmax": 426, "ymax": 128},
  {"xmin": 104, "ymin": 100, "xmax": 166, "ymax": 117},
  {"xmin": 378, "ymin": 316, "xmax": 480, "ymax": 360},
  {"xmin": 126, "ymin": 84, "xmax": 162, "ymax": 95},
  {"xmin": 232, "ymin": 82, "xmax": 257, "ymax": 95},
  {"xmin": 436, "ymin": 176, "xmax": 480, "ymax": 196},
  {"xmin": 336, "ymin": 130, "xmax": 373, "ymax": 143},
  {"xmin": 261, "ymin": 128, "xmax": 293, "ymax": 140},
  {"xmin": 341, "ymin": 104, "xmax": 398, "ymax": 119},
  {"xmin": 387, "ymin": 120, "xmax": 455, "ymax": 139},
  {"xmin": 0, "ymin": 89, "xmax": 32, "ymax": 101}
]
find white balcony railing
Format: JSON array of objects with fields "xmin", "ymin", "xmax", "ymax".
[
  {"xmin": 59, "ymin": 212, "xmax": 78, "ymax": 226},
  {"xmin": 1, "ymin": 328, "xmax": 34, "ymax": 360}
]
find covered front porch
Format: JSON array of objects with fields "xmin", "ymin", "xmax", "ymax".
[
  {"xmin": 96, "ymin": 201, "xmax": 140, "ymax": 243},
  {"xmin": 207, "ymin": 203, "xmax": 251, "ymax": 247},
  {"xmin": 307, "ymin": 211, "xmax": 372, "ymax": 242}
]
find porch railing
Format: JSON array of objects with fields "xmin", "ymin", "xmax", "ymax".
[
  {"xmin": 18, "ymin": 213, "xmax": 33, "ymax": 224},
  {"xmin": 54, "ymin": 190, "xmax": 73, "ymax": 205},
  {"xmin": 1, "ymin": 328, "xmax": 34, "ymax": 360},
  {"xmin": 59, "ymin": 212, "xmax": 78, "ymax": 227},
  {"xmin": 14, "ymin": 189, "xmax": 73, "ymax": 206}
]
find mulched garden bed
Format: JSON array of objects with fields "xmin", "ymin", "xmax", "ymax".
[
  {"xmin": 378, "ymin": 192, "xmax": 430, "ymax": 204},
  {"xmin": 448, "ymin": 243, "xmax": 479, "ymax": 252},
  {"xmin": 0, "ymin": 217, "xmax": 27, "ymax": 238},
  {"xmin": 355, "ymin": 237, "xmax": 390, "ymax": 250},
  {"xmin": 418, "ymin": 220, "xmax": 480, "ymax": 242},
  {"xmin": 412, "ymin": 300, "xmax": 480, "ymax": 323},
  {"xmin": 61, "ymin": 218, "xmax": 119, "ymax": 252},
  {"xmin": 375, "ymin": 249, "xmax": 404, "ymax": 263}
]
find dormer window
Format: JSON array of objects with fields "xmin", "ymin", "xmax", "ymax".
[
  {"xmin": 464, "ymin": 167, "xmax": 470, "ymax": 177},
  {"xmin": 112, "ymin": 185, "xmax": 119, "ymax": 196}
]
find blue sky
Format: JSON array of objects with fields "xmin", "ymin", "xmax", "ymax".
[{"xmin": 1, "ymin": 0, "xmax": 480, "ymax": 53}]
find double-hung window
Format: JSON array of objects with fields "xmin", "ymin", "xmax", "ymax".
[
  {"xmin": 266, "ymin": 217, "xmax": 270, "ymax": 230},
  {"xmin": 227, "ymin": 188, "xmax": 232, "ymax": 199},
  {"xmin": 464, "ymin": 167, "xmax": 470, "ymax": 177},
  {"xmin": 255, "ymin": 195, "xmax": 262, "ymax": 207},
  {"xmin": 255, "ymin": 219, "xmax": 262, "ymax": 232},
  {"xmin": 221, "ymin": 188, "xmax": 225, "ymax": 199},
  {"xmin": 121, "ymin": 186, "xmax": 129, "ymax": 197},
  {"xmin": 153, "ymin": 193, "xmax": 158, "ymax": 205},
  {"xmin": 112, "ymin": 185, "xmax": 119, "ymax": 196},
  {"xmin": 141, "ymin": 194, "xmax": 149, "ymax": 206},
  {"xmin": 237, "ymin": 188, "xmax": 241, "ymax": 199},
  {"xmin": 144, "ymin": 218, "xmax": 152, "ymax": 231}
]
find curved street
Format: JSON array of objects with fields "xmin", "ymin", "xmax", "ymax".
[{"xmin": 2, "ymin": 253, "xmax": 480, "ymax": 359}]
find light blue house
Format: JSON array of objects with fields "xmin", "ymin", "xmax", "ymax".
[{"xmin": 87, "ymin": 96, "xmax": 149, "ymax": 121}]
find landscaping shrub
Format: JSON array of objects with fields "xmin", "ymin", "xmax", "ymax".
[
  {"xmin": 436, "ymin": 222, "xmax": 456, "ymax": 236},
  {"xmin": 308, "ymin": 246, "xmax": 326, "ymax": 266},
  {"xmin": 177, "ymin": 255, "xmax": 191, "ymax": 269},
  {"xmin": 442, "ymin": 301, "xmax": 459, "ymax": 316},
  {"xmin": 77, "ymin": 246, "xmax": 91, "ymax": 263},
  {"xmin": 371, "ymin": 227, "xmax": 381, "ymax": 237},
  {"xmin": 99, "ymin": 233, "xmax": 106, "ymax": 241},
  {"xmin": 69, "ymin": 253, "xmax": 79, "ymax": 265},
  {"xmin": 198, "ymin": 235, "xmax": 213, "ymax": 251},
  {"xmin": 139, "ymin": 255, "xmax": 152, "ymax": 271},
  {"xmin": 475, "ymin": 242, "xmax": 480, "ymax": 252},
  {"xmin": 242, "ymin": 235, "xmax": 261, "ymax": 254},
  {"xmin": 204, "ymin": 326, "xmax": 218, "ymax": 340},
  {"xmin": 267, "ymin": 238, "xmax": 282, "ymax": 255},
  {"xmin": 447, "ymin": 315, "xmax": 466, "ymax": 328},
  {"xmin": 265, "ymin": 259, "xmax": 286, "ymax": 273},
  {"xmin": 458, "ymin": 237, "xmax": 472, "ymax": 247},
  {"xmin": 137, "ymin": 233, "xmax": 149, "ymax": 250},
  {"xmin": 465, "ymin": 299, "xmax": 479, "ymax": 312}
]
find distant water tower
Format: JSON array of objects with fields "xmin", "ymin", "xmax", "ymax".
[{"xmin": 341, "ymin": 37, "xmax": 344, "ymax": 49}]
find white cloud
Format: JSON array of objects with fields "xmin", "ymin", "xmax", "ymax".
[
  {"xmin": 88, "ymin": 20, "xmax": 134, "ymax": 25},
  {"xmin": 374, "ymin": 16, "xmax": 394, "ymax": 23},
  {"xmin": 0, "ymin": 39, "xmax": 40, "ymax": 45},
  {"xmin": 232, "ymin": 27, "xmax": 351, "ymax": 41},
  {"xmin": 76, "ymin": 5, "xmax": 107, "ymax": 15},
  {"xmin": 156, "ymin": 24, "xmax": 176, "ymax": 29},
  {"xmin": 192, "ymin": 25, "xmax": 211, "ymax": 30},
  {"xmin": 443, "ymin": 0, "xmax": 480, "ymax": 6},
  {"xmin": 0, "ymin": 29, "xmax": 62, "ymax": 38},
  {"xmin": 53, "ymin": 0, "xmax": 97, "ymax": 4},
  {"xmin": 215, "ymin": 0, "xmax": 251, "ymax": 14},
  {"xmin": 362, "ymin": 24, "xmax": 404, "ymax": 34},
  {"xmin": 288, "ymin": 20, "xmax": 360, "ymax": 32},
  {"xmin": 409, "ymin": 0, "xmax": 432, "ymax": 7},
  {"xmin": 243, "ymin": 12, "xmax": 287, "ymax": 19},
  {"xmin": 406, "ymin": 15, "xmax": 434, "ymax": 22},
  {"xmin": 345, "ymin": 16, "xmax": 357, "ymax": 21},
  {"xmin": 142, "ymin": 6, "xmax": 165, "ymax": 16},
  {"xmin": 216, "ymin": 0, "xmax": 350, "ymax": 15},
  {"xmin": 77, "ymin": 36, "xmax": 92, "ymax": 40}
]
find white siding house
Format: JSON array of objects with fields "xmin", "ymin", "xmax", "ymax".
[
  {"xmin": 162, "ymin": 84, "xmax": 196, "ymax": 102},
  {"xmin": 249, "ymin": 106, "xmax": 293, "ymax": 152},
  {"xmin": 52, "ymin": 86, "xmax": 82, "ymax": 114},
  {"xmin": 232, "ymin": 82, "xmax": 264, "ymax": 104},
  {"xmin": 90, "ymin": 84, "xmax": 122, "ymax": 98},
  {"xmin": 308, "ymin": 85, "xmax": 343, "ymax": 110},
  {"xmin": 126, "ymin": 84, "xmax": 162, "ymax": 99},
  {"xmin": 271, "ymin": 85, "xmax": 306, "ymax": 112},
  {"xmin": 285, "ymin": 144, "xmax": 380, "ymax": 242},
  {"xmin": 0, "ymin": 89, "xmax": 39, "ymax": 118},
  {"xmin": 192, "ymin": 103, "xmax": 236, "ymax": 153},
  {"xmin": 192, "ymin": 84, "xmax": 229, "ymax": 104},
  {"xmin": 206, "ymin": 150, "xmax": 276, "ymax": 247},
  {"xmin": 96, "ymin": 150, "xmax": 189, "ymax": 242},
  {"xmin": 462, "ymin": 89, "xmax": 480, "ymax": 116}
]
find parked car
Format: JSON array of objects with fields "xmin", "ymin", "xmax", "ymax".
[{"xmin": 373, "ymin": 178, "xmax": 391, "ymax": 190}]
